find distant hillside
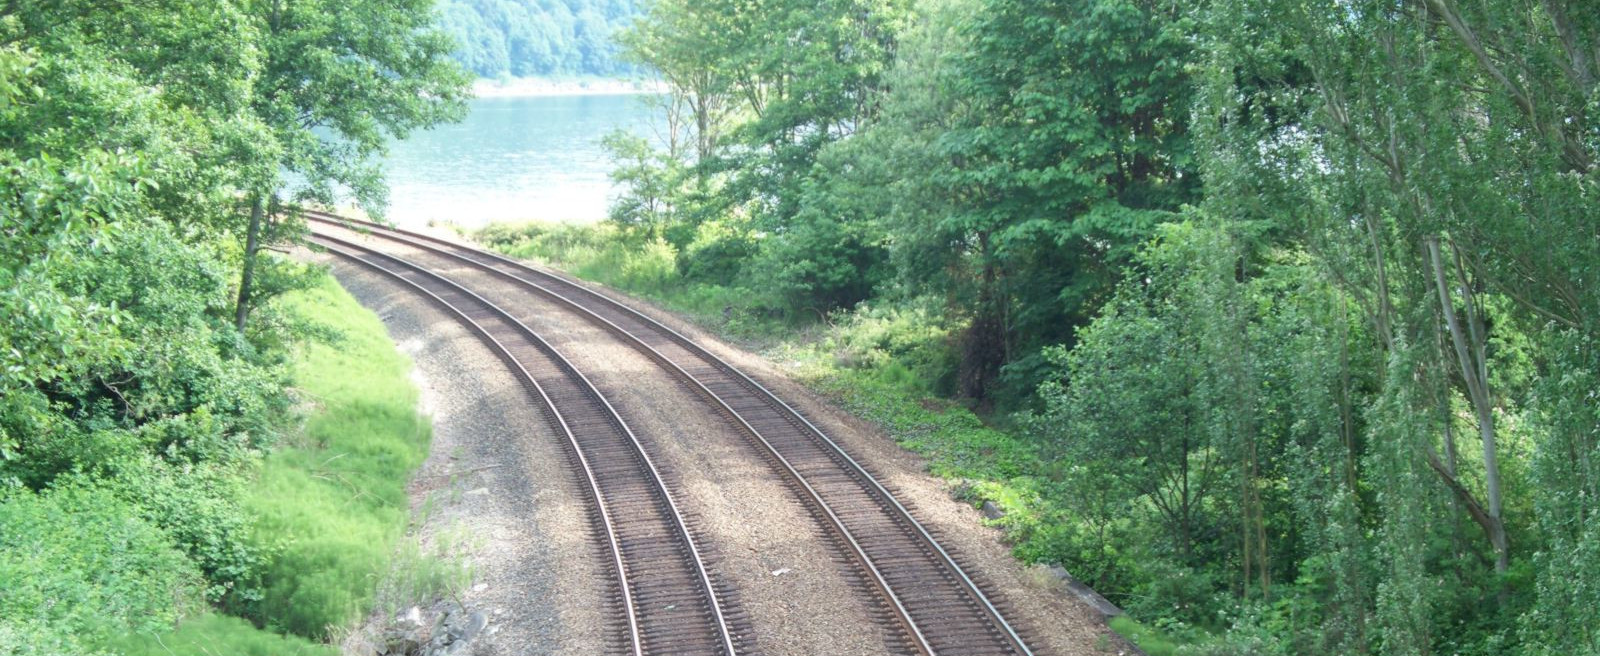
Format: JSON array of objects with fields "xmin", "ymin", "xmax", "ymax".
[{"xmin": 436, "ymin": 0, "xmax": 644, "ymax": 78}]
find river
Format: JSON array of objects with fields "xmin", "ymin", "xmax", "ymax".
[{"xmin": 381, "ymin": 93, "xmax": 663, "ymax": 229}]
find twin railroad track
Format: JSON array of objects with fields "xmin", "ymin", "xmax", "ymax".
[{"xmin": 307, "ymin": 211, "xmax": 1039, "ymax": 656}]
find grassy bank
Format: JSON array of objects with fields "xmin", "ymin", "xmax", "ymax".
[
  {"xmin": 111, "ymin": 274, "xmax": 435, "ymax": 652},
  {"xmin": 242, "ymin": 276, "xmax": 434, "ymax": 639}
]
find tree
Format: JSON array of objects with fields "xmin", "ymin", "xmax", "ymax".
[
  {"xmin": 1194, "ymin": 0, "xmax": 1600, "ymax": 648},
  {"xmin": 233, "ymin": 0, "xmax": 472, "ymax": 329},
  {"xmin": 886, "ymin": 0, "xmax": 1202, "ymax": 402}
]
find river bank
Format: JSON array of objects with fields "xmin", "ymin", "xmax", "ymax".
[{"xmin": 471, "ymin": 77, "xmax": 667, "ymax": 98}]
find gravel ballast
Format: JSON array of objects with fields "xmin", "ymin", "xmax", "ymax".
[
  {"xmin": 312, "ymin": 226, "xmax": 1129, "ymax": 654},
  {"xmin": 321, "ymin": 255, "xmax": 606, "ymax": 656}
]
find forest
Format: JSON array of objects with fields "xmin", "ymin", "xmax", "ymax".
[
  {"xmin": 434, "ymin": 0, "xmax": 643, "ymax": 78},
  {"xmin": 0, "ymin": 0, "xmax": 468, "ymax": 652},
  {"xmin": 475, "ymin": 0, "xmax": 1600, "ymax": 653}
]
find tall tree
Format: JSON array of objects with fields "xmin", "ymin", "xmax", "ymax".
[
  {"xmin": 895, "ymin": 0, "xmax": 1202, "ymax": 401},
  {"xmin": 233, "ymin": 0, "xmax": 472, "ymax": 329}
]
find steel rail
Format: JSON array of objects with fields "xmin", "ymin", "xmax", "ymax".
[
  {"xmin": 307, "ymin": 211, "xmax": 1035, "ymax": 655},
  {"xmin": 312, "ymin": 235, "xmax": 740, "ymax": 656}
]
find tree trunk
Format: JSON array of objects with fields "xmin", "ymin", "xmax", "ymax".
[
  {"xmin": 960, "ymin": 232, "xmax": 1005, "ymax": 401},
  {"xmin": 234, "ymin": 196, "xmax": 265, "ymax": 332},
  {"xmin": 1427, "ymin": 235, "xmax": 1508, "ymax": 577}
]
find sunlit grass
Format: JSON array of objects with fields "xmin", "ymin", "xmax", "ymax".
[
  {"xmin": 112, "ymin": 275, "xmax": 449, "ymax": 651},
  {"xmin": 219, "ymin": 275, "xmax": 428, "ymax": 640},
  {"xmin": 108, "ymin": 614, "xmax": 337, "ymax": 656},
  {"xmin": 237, "ymin": 276, "xmax": 434, "ymax": 639}
]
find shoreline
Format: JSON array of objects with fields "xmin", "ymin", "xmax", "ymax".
[{"xmin": 471, "ymin": 76, "xmax": 667, "ymax": 98}]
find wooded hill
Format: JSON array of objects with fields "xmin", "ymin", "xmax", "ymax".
[{"xmin": 435, "ymin": 0, "xmax": 643, "ymax": 78}]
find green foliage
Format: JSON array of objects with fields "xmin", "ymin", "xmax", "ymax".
[
  {"xmin": 0, "ymin": 485, "xmax": 202, "ymax": 654},
  {"xmin": 1523, "ymin": 330, "xmax": 1600, "ymax": 654},
  {"xmin": 109, "ymin": 614, "xmax": 337, "ymax": 656},
  {"xmin": 604, "ymin": 130, "xmax": 687, "ymax": 236},
  {"xmin": 256, "ymin": 0, "xmax": 472, "ymax": 214},
  {"xmin": 890, "ymin": 0, "xmax": 1200, "ymax": 397},
  {"xmin": 580, "ymin": 0, "xmax": 1600, "ymax": 651},
  {"xmin": 2, "ymin": 0, "xmax": 464, "ymax": 650},
  {"xmin": 1109, "ymin": 616, "xmax": 1185, "ymax": 656},
  {"xmin": 0, "ymin": 220, "xmax": 287, "ymax": 604},
  {"xmin": 613, "ymin": 0, "xmax": 913, "ymax": 307},
  {"xmin": 613, "ymin": 0, "xmax": 1200, "ymax": 404},
  {"xmin": 435, "ymin": 0, "xmax": 643, "ymax": 78}
]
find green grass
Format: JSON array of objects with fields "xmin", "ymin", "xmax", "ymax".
[
  {"xmin": 473, "ymin": 221, "xmax": 785, "ymax": 340},
  {"xmin": 108, "ymin": 274, "xmax": 443, "ymax": 651},
  {"xmin": 108, "ymin": 614, "xmax": 336, "ymax": 656},
  {"xmin": 238, "ymin": 275, "xmax": 434, "ymax": 639},
  {"xmin": 1110, "ymin": 616, "xmax": 1184, "ymax": 656}
]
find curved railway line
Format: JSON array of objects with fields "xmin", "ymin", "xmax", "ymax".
[
  {"xmin": 307, "ymin": 211, "xmax": 1040, "ymax": 656},
  {"xmin": 311, "ymin": 235, "xmax": 748, "ymax": 656}
]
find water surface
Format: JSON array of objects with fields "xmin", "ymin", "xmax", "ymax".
[{"xmin": 383, "ymin": 94, "xmax": 661, "ymax": 228}]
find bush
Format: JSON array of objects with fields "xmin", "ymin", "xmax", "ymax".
[
  {"xmin": 0, "ymin": 485, "xmax": 202, "ymax": 653},
  {"xmin": 679, "ymin": 219, "xmax": 756, "ymax": 284}
]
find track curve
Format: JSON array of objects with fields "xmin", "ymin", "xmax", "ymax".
[
  {"xmin": 307, "ymin": 212, "xmax": 1039, "ymax": 656},
  {"xmin": 312, "ymin": 234, "xmax": 749, "ymax": 656}
]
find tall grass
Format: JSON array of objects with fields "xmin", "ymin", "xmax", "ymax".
[
  {"xmin": 237, "ymin": 276, "xmax": 434, "ymax": 639},
  {"xmin": 107, "ymin": 614, "xmax": 336, "ymax": 656}
]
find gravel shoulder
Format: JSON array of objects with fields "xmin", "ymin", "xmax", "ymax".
[{"xmin": 316, "ymin": 253, "xmax": 607, "ymax": 656}]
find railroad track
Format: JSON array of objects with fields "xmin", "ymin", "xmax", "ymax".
[
  {"xmin": 311, "ymin": 234, "xmax": 749, "ymax": 656},
  {"xmin": 307, "ymin": 211, "xmax": 1039, "ymax": 656}
]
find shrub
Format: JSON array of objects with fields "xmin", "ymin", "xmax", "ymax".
[{"xmin": 0, "ymin": 485, "xmax": 202, "ymax": 652}]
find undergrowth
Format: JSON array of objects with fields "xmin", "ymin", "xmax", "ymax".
[
  {"xmin": 108, "ymin": 274, "xmax": 441, "ymax": 651},
  {"xmin": 107, "ymin": 614, "xmax": 336, "ymax": 656}
]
